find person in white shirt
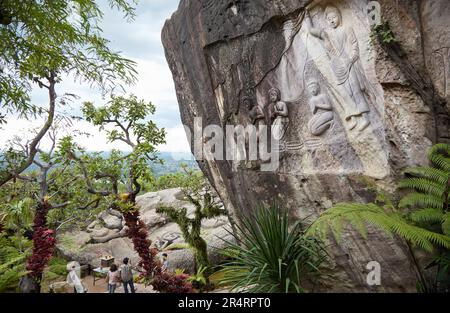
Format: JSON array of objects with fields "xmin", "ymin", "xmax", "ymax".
[{"xmin": 66, "ymin": 262, "xmax": 87, "ymax": 293}]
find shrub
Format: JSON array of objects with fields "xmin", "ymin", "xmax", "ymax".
[
  {"xmin": 152, "ymin": 272, "xmax": 193, "ymax": 293},
  {"xmin": 217, "ymin": 205, "xmax": 327, "ymax": 293}
]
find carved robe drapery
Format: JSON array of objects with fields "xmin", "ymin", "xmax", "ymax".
[
  {"xmin": 320, "ymin": 26, "xmax": 370, "ymax": 120},
  {"xmin": 272, "ymin": 101, "xmax": 289, "ymax": 140}
]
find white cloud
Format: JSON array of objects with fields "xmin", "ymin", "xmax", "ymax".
[
  {"xmin": 0, "ymin": 1, "xmax": 191, "ymax": 153},
  {"xmin": 159, "ymin": 125, "xmax": 191, "ymax": 153},
  {"xmin": 0, "ymin": 117, "xmax": 190, "ymax": 154}
]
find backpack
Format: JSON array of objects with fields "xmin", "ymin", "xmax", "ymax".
[{"xmin": 120, "ymin": 265, "xmax": 133, "ymax": 282}]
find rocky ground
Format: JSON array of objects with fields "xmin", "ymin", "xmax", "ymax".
[{"xmin": 56, "ymin": 188, "xmax": 234, "ymax": 274}]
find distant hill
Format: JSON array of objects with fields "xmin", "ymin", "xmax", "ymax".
[
  {"xmin": 19, "ymin": 151, "xmax": 198, "ymax": 177},
  {"xmin": 151, "ymin": 151, "xmax": 198, "ymax": 177}
]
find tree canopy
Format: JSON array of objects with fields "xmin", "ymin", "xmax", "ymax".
[{"xmin": 0, "ymin": 0, "xmax": 138, "ymax": 187}]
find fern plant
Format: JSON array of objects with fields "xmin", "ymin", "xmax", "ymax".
[
  {"xmin": 0, "ymin": 234, "xmax": 31, "ymax": 292},
  {"xmin": 399, "ymin": 143, "xmax": 450, "ymax": 235},
  {"xmin": 307, "ymin": 144, "xmax": 450, "ymax": 250},
  {"xmin": 306, "ymin": 143, "xmax": 450, "ymax": 291}
]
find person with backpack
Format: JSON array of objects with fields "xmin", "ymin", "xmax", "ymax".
[{"xmin": 119, "ymin": 257, "xmax": 135, "ymax": 293}]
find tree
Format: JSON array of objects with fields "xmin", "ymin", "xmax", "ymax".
[
  {"xmin": 0, "ymin": 118, "xmax": 102, "ymax": 292},
  {"xmin": 157, "ymin": 172, "xmax": 227, "ymax": 274},
  {"xmin": 0, "ymin": 0, "xmax": 138, "ymax": 186},
  {"xmin": 307, "ymin": 143, "xmax": 450, "ymax": 292},
  {"xmin": 63, "ymin": 95, "xmax": 166, "ymax": 278}
]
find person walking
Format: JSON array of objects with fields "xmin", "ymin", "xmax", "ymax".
[
  {"xmin": 105, "ymin": 264, "xmax": 120, "ymax": 293},
  {"xmin": 161, "ymin": 253, "xmax": 169, "ymax": 272},
  {"xmin": 120, "ymin": 258, "xmax": 135, "ymax": 293},
  {"xmin": 66, "ymin": 261, "xmax": 87, "ymax": 293}
]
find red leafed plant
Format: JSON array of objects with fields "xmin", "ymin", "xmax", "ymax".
[
  {"xmin": 123, "ymin": 211, "xmax": 159, "ymax": 277},
  {"xmin": 152, "ymin": 271, "xmax": 193, "ymax": 293},
  {"xmin": 123, "ymin": 209, "xmax": 192, "ymax": 293},
  {"xmin": 26, "ymin": 202, "xmax": 57, "ymax": 279}
]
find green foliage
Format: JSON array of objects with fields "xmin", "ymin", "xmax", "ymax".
[
  {"xmin": 307, "ymin": 144, "xmax": 450, "ymax": 291},
  {"xmin": 144, "ymin": 165, "xmax": 204, "ymax": 192},
  {"xmin": 307, "ymin": 144, "xmax": 450, "ymax": 252},
  {"xmin": 82, "ymin": 94, "xmax": 166, "ymax": 162},
  {"xmin": 0, "ymin": 234, "xmax": 32, "ymax": 292},
  {"xmin": 373, "ymin": 23, "xmax": 396, "ymax": 44},
  {"xmin": 165, "ymin": 242, "xmax": 191, "ymax": 251},
  {"xmin": 43, "ymin": 257, "xmax": 68, "ymax": 280},
  {"xmin": 187, "ymin": 265, "xmax": 208, "ymax": 290},
  {"xmin": 306, "ymin": 203, "xmax": 450, "ymax": 252},
  {"xmin": 217, "ymin": 205, "xmax": 327, "ymax": 293},
  {"xmin": 174, "ymin": 268, "xmax": 186, "ymax": 275},
  {"xmin": 399, "ymin": 143, "xmax": 450, "ymax": 235},
  {"xmin": 157, "ymin": 177, "xmax": 227, "ymax": 271},
  {"xmin": 60, "ymin": 95, "xmax": 166, "ymax": 202},
  {"xmin": 0, "ymin": 0, "xmax": 138, "ymax": 120},
  {"xmin": 0, "ymin": 198, "xmax": 34, "ymax": 234}
]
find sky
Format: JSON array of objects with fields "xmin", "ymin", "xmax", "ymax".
[{"xmin": 0, "ymin": 0, "xmax": 191, "ymax": 154}]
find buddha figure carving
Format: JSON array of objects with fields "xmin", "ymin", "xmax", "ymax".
[
  {"xmin": 307, "ymin": 79, "xmax": 334, "ymax": 136},
  {"xmin": 267, "ymin": 87, "xmax": 289, "ymax": 141},
  {"xmin": 306, "ymin": 6, "xmax": 372, "ymax": 132}
]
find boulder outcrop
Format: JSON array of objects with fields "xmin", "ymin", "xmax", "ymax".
[
  {"xmin": 161, "ymin": 0, "xmax": 450, "ymax": 292},
  {"xmin": 56, "ymin": 188, "xmax": 232, "ymax": 273}
]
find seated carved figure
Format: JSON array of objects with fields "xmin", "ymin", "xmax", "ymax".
[{"xmin": 307, "ymin": 80, "xmax": 334, "ymax": 136}]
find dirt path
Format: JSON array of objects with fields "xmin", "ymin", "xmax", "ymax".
[{"xmin": 81, "ymin": 275, "xmax": 157, "ymax": 293}]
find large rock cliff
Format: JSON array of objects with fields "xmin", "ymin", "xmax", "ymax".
[{"xmin": 161, "ymin": 0, "xmax": 450, "ymax": 292}]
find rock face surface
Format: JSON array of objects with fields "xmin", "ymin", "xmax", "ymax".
[
  {"xmin": 56, "ymin": 188, "xmax": 232, "ymax": 272},
  {"xmin": 162, "ymin": 0, "xmax": 450, "ymax": 292}
]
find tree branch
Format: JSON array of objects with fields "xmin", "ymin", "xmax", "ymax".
[{"xmin": 1, "ymin": 72, "xmax": 57, "ymax": 187}]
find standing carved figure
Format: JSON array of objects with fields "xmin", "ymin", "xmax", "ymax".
[
  {"xmin": 268, "ymin": 88, "xmax": 289, "ymax": 140},
  {"xmin": 306, "ymin": 6, "xmax": 371, "ymax": 132},
  {"xmin": 243, "ymin": 96, "xmax": 265, "ymax": 168},
  {"xmin": 307, "ymin": 79, "xmax": 334, "ymax": 136}
]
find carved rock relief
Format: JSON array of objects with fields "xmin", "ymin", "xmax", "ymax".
[
  {"xmin": 204, "ymin": 1, "xmax": 390, "ymax": 179},
  {"xmin": 253, "ymin": 2, "xmax": 389, "ymax": 178}
]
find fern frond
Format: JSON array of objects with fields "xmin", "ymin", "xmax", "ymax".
[
  {"xmin": 399, "ymin": 192, "xmax": 444, "ymax": 210},
  {"xmin": 399, "ymin": 178, "xmax": 445, "ymax": 197},
  {"xmin": 0, "ymin": 254, "xmax": 26, "ymax": 272},
  {"xmin": 307, "ymin": 203, "xmax": 450, "ymax": 252},
  {"xmin": 443, "ymin": 213, "xmax": 450, "ymax": 236},
  {"xmin": 403, "ymin": 167, "xmax": 449, "ymax": 185},
  {"xmin": 428, "ymin": 143, "xmax": 450, "ymax": 172},
  {"xmin": 409, "ymin": 208, "xmax": 444, "ymax": 223}
]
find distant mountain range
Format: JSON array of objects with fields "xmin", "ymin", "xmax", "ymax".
[
  {"xmin": 19, "ymin": 151, "xmax": 198, "ymax": 177},
  {"xmin": 151, "ymin": 151, "xmax": 198, "ymax": 177}
]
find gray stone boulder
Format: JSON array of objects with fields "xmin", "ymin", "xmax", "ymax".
[
  {"xmin": 56, "ymin": 188, "xmax": 231, "ymax": 272},
  {"xmin": 161, "ymin": 0, "xmax": 449, "ymax": 292}
]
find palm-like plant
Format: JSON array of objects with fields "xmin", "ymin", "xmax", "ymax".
[{"xmin": 217, "ymin": 205, "xmax": 327, "ymax": 293}]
